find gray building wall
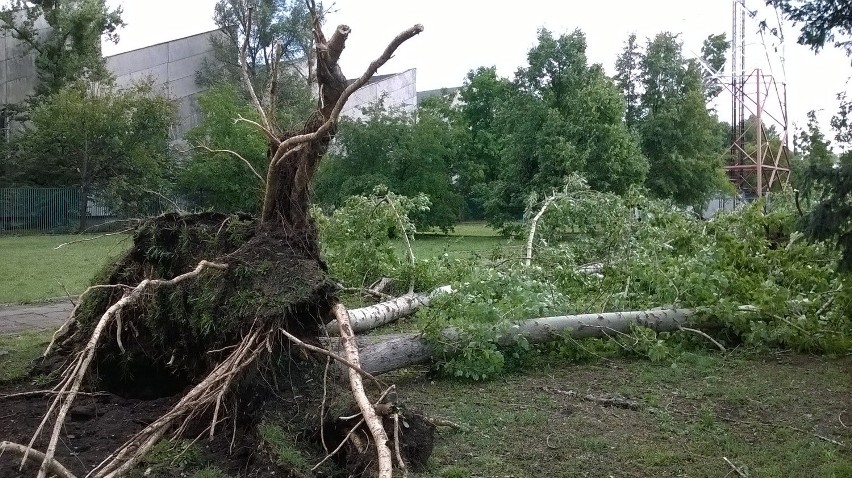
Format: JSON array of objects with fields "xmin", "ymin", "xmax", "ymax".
[
  {"xmin": 341, "ymin": 68, "xmax": 417, "ymax": 120},
  {"xmin": 0, "ymin": 22, "xmax": 416, "ymax": 136},
  {"xmin": 0, "ymin": 14, "xmax": 48, "ymax": 108},
  {"xmin": 106, "ymin": 30, "xmax": 220, "ymax": 138}
]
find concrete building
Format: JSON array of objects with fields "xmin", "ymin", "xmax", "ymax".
[
  {"xmin": 106, "ymin": 30, "xmax": 218, "ymax": 138},
  {"xmin": 341, "ymin": 69, "xmax": 418, "ymax": 120},
  {"xmin": 0, "ymin": 24, "xmax": 419, "ymax": 137}
]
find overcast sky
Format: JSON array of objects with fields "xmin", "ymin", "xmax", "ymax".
[{"xmin": 102, "ymin": 0, "xmax": 849, "ymax": 139}]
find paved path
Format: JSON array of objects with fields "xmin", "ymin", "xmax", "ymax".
[{"xmin": 0, "ymin": 300, "xmax": 74, "ymax": 334}]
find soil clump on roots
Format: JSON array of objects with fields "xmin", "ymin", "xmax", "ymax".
[{"xmin": 1, "ymin": 213, "xmax": 432, "ymax": 477}]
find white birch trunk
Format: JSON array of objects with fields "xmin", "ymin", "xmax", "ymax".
[
  {"xmin": 325, "ymin": 285, "xmax": 453, "ymax": 335},
  {"xmin": 357, "ymin": 308, "xmax": 693, "ymax": 375},
  {"xmin": 525, "ymin": 194, "xmax": 559, "ymax": 267}
]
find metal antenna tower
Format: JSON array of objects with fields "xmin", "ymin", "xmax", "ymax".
[{"xmin": 726, "ymin": 0, "xmax": 791, "ymax": 199}]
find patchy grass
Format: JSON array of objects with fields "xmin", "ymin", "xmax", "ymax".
[
  {"xmin": 0, "ymin": 233, "xmax": 132, "ymax": 304},
  {"xmin": 0, "ymin": 329, "xmax": 52, "ymax": 382},
  {"xmin": 395, "ymin": 352, "xmax": 852, "ymax": 478}
]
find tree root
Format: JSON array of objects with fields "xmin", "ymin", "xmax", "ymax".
[
  {"xmin": 0, "ymin": 441, "xmax": 76, "ymax": 478},
  {"xmin": 89, "ymin": 325, "xmax": 269, "ymax": 478},
  {"xmin": 23, "ymin": 260, "xmax": 227, "ymax": 478}
]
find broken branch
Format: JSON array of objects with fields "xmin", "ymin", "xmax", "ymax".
[{"xmin": 333, "ymin": 304, "xmax": 393, "ymax": 478}]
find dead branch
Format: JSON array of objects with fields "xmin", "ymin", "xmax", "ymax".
[
  {"xmin": 43, "ymin": 284, "xmax": 133, "ymax": 357},
  {"xmin": 53, "ymin": 229, "xmax": 133, "ymax": 250},
  {"xmin": 234, "ymin": 114, "xmax": 279, "ymax": 145},
  {"xmin": 142, "ymin": 189, "xmax": 185, "ymax": 214},
  {"xmin": 312, "ymin": 385, "xmax": 396, "ymax": 472},
  {"xmin": 278, "ymin": 327, "xmax": 383, "ymax": 389},
  {"xmin": 268, "ymin": 23, "xmax": 424, "ymax": 169},
  {"xmin": 238, "ymin": 6, "xmax": 272, "ymax": 134},
  {"xmin": 333, "ymin": 304, "xmax": 393, "ymax": 478},
  {"xmin": 678, "ymin": 326, "xmax": 727, "ymax": 352},
  {"xmin": 0, "ymin": 441, "xmax": 76, "ymax": 478},
  {"xmin": 392, "ymin": 413, "xmax": 409, "ymax": 478},
  {"xmin": 26, "ymin": 260, "xmax": 227, "ymax": 478},
  {"xmin": 723, "ymin": 457, "xmax": 748, "ymax": 477},
  {"xmin": 194, "ymin": 144, "xmax": 265, "ymax": 182}
]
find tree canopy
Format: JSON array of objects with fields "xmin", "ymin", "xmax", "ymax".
[
  {"xmin": 314, "ymin": 97, "xmax": 464, "ymax": 231},
  {"xmin": 615, "ymin": 31, "xmax": 730, "ymax": 209},
  {"xmin": 8, "ymin": 81, "xmax": 175, "ymax": 230}
]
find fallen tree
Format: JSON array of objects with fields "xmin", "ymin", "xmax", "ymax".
[{"xmin": 356, "ymin": 309, "xmax": 694, "ymax": 375}]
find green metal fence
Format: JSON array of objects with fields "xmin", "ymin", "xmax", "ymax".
[
  {"xmin": 0, "ymin": 187, "xmax": 171, "ymax": 233},
  {"xmin": 0, "ymin": 188, "xmax": 81, "ymax": 233}
]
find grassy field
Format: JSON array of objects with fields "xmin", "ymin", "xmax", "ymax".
[
  {"xmin": 0, "ymin": 223, "xmax": 513, "ymax": 304},
  {"xmin": 398, "ymin": 352, "xmax": 852, "ymax": 478},
  {"xmin": 410, "ymin": 222, "xmax": 521, "ymax": 260},
  {"xmin": 0, "ymin": 233, "xmax": 131, "ymax": 303}
]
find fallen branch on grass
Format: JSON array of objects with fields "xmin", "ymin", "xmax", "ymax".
[{"xmin": 325, "ymin": 285, "xmax": 453, "ymax": 335}]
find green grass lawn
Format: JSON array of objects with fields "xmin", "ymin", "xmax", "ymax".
[
  {"xmin": 0, "ymin": 233, "xmax": 131, "ymax": 303},
  {"xmin": 0, "ymin": 223, "xmax": 512, "ymax": 304},
  {"xmin": 398, "ymin": 352, "xmax": 852, "ymax": 478},
  {"xmin": 408, "ymin": 222, "xmax": 522, "ymax": 260}
]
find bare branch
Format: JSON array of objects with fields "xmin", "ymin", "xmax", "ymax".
[
  {"xmin": 53, "ymin": 229, "xmax": 133, "ymax": 250},
  {"xmin": 143, "ymin": 189, "xmax": 185, "ymax": 214},
  {"xmin": 278, "ymin": 327, "xmax": 383, "ymax": 389},
  {"xmin": 238, "ymin": 6, "xmax": 272, "ymax": 134},
  {"xmin": 333, "ymin": 304, "xmax": 393, "ymax": 478},
  {"xmin": 525, "ymin": 192, "xmax": 559, "ymax": 267},
  {"xmin": 678, "ymin": 326, "xmax": 727, "ymax": 352},
  {"xmin": 234, "ymin": 114, "xmax": 279, "ymax": 145},
  {"xmin": 270, "ymin": 23, "xmax": 424, "ymax": 168},
  {"xmin": 195, "ymin": 144, "xmax": 265, "ymax": 182}
]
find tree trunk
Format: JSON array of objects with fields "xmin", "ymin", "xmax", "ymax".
[{"xmin": 356, "ymin": 309, "xmax": 693, "ymax": 375}]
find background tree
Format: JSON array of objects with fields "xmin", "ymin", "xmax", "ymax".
[
  {"xmin": 700, "ymin": 33, "xmax": 730, "ymax": 101},
  {"xmin": 183, "ymin": 0, "xmax": 315, "ymax": 212},
  {"xmin": 177, "ymin": 83, "xmax": 269, "ymax": 213},
  {"xmin": 314, "ymin": 97, "xmax": 464, "ymax": 230},
  {"xmin": 614, "ymin": 33, "xmax": 643, "ymax": 128},
  {"xmin": 767, "ymin": 0, "xmax": 852, "ymax": 270},
  {"xmin": 637, "ymin": 32, "xmax": 730, "ymax": 209},
  {"xmin": 480, "ymin": 29, "xmax": 648, "ymax": 228},
  {"xmin": 201, "ymin": 0, "xmax": 314, "ymax": 129},
  {"xmin": 0, "ymin": 0, "xmax": 124, "ymax": 103},
  {"xmin": 455, "ymin": 66, "xmax": 510, "ymax": 219},
  {"xmin": 792, "ymin": 110, "xmax": 834, "ymax": 199},
  {"xmin": 9, "ymin": 81, "xmax": 176, "ymax": 230}
]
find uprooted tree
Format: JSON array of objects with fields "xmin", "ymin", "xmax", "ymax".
[{"xmin": 2, "ymin": 4, "xmax": 428, "ymax": 478}]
